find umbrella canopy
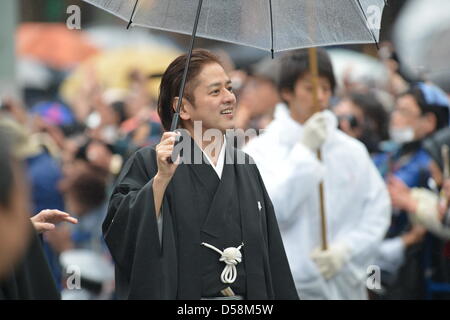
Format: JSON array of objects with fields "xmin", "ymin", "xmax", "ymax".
[
  {"xmin": 84, "ymin": 0, "xmax": 384, "ymax": 53},
  {"xmin": 60, "ymin": 45, "xmax": 181, "ymax": 104},
  {"xmin": 328, "ymin": 48, "xmax": 388, "ymax": 90},
  {"xmin": 17, "ymin": 23, "xmax": 100, "ymax": 70},
  {"xmin": 394, "ymin": 0, "xmax": 450, "ymax": 81},
  {"xmin": 84, "ymin": 0, "xmax": 385, "ymax": 131}
]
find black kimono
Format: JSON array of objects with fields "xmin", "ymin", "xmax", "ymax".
[
  {"xmin": 103, "ymin": 136, "xmax": 298, "ymax": 300},
  {"xmin": 0, "ymin": 225, "xmax": 60, "ymax": 300}
]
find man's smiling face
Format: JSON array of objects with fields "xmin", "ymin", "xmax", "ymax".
[{"xmin": 181, "ymin": 62, "xmax": 236, "ymax": 134}]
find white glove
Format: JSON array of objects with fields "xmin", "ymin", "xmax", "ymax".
[
  {"xmin": 300, "ymin": 112, "xmax": 328, "ymax": 152},
  {"xmin": 311, "ymin": 243, "xmax": 349, "ymax": 280},
  {"xmin": 410, "ymin": 188, "xmax": 450, "ymax": 239}
]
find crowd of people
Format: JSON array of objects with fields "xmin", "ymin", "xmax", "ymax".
[{"xmin": 1, "ymin": 34, "xmax": 450, "ymax": 300}]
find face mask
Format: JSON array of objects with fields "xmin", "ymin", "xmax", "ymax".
[{"xmin": 389, "ymin": 127, "xmax": 415, "ymax": 144}]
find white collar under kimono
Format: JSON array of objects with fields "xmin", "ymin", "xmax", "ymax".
[
  {"xmin": 201, "ymin": 135, "xmax": 226, "ymax": 179},
  {"xmin": 199, "ymin": 135, "xmax": 247, "ymax": 291}
]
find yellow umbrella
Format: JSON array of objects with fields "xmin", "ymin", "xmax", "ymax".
[{"xmin": 60, "ymin": 45, "xmax": 181, "ymax": 104}]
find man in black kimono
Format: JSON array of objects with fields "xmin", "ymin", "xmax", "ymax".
[
  {"xmin": 0, "ymin": 127, "xmax": 30, "ymax": 280},
  {"xmin": 0, "ymin": 128, "xmax": 58, "ymax": 299},
  {"xmin": 104, "ymin": 49, "xmax": 298, "ymax": 300},
  {"xmin": 0, "ymin": 124, "xmax": 78, "ymax": 299},
  {"xmin": 0, "ymin": 227, "xmax": 62, "ymax": 300}
]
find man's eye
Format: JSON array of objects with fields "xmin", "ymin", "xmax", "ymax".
[
  {"xmin": 227, "ymin": 87, "xmax": 233, "ymax": 93},
  {"xmin": 211, "ymin": 90, "xmax": 220, "ymax": 94}
]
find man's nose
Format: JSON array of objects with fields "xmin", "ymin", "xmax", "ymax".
[
  {"xmin": 317, "ymin": 88, "xmax": 326, "ymax": 102},
  {"xmin": 223, "ymin": 88, "xmax": 236, "ymax": 104},
  {"xmin": 316, "ymin": 88, "xmax": 328, "ymax": 108}
]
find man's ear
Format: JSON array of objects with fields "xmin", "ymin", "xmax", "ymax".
[
  {"xmin": 423, "ymin": 112, "xmax": 437, "ymax": 134},
  {"xmin": 173, "ymin": 97, "xmax": 192, "ymax": 121},
  {"xmin": 280, "ymin": 89, "xmax": 293, "ymax": 105}
]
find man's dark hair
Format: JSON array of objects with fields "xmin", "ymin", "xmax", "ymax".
[
  {"xmin": 158, "ymin": 49, "xmax": 223, "ymax": 131},
  {"xmin": 403, "ymin": 85, "xmax": 450, "ymax": 131},
  {"xmin": 0, "ymin": 128, "xmax": 14, "ymax": 208},
  {"xmin": 349, "ymin": 91, "xmax": 389, "ymax": 141},
  {"xmin": 67, "ymin": 167, "xmax": 106, "ymax": 212},
  {"xmin": 278, "ymin": 48, "xmax": 336, "ymax": 95}
]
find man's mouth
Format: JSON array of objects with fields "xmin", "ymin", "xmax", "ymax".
[{"xmin": 220, "ymin": 108, "xmax": 233, "ymax": 115}]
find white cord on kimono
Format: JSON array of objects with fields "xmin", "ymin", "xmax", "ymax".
[{"xmin": 201, "ymin": 242, "xmax": 244, "ymax": 284}]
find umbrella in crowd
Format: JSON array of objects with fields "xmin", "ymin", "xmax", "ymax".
[
  {"xmin": 394, "ymin": 0, "xmax": 450, "ymax": 81},
  {"xmin": 60, "ymin": 45, "xmax": 181, "ymax": 104},
  {"xmin": 17, "ymin": 23, "xmax": 100, "ymax": 70},
  {"xmin": 328, "ymin": 48, "xmax": 389, "ymax": 90}
]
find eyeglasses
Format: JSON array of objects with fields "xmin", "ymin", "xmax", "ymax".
[{"xmin": 337, "ymin": 114, "xmax": 359, "ymax": 128}]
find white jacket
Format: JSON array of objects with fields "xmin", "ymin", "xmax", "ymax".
[{"xmin": 244, "ymin": 104, "xmax": 391, "ymax": 300}]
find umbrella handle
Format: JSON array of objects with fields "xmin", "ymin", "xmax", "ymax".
[
  {"xmin": 167, "ymin": 112, "xmax": 181, "ymax": 163},
  {"xmin": 166, "ymin": 133, "xmax": 182, "ymax": 164},
  {"xmin": 167, "ymin": 113, "xmax": 182, "ymax": 163}
]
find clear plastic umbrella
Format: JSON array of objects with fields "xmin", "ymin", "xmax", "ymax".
[
  {"xmin": 84, "ymin": 0, "xmax": 385, "ymax": 129},
  {"xmin": 85, "ymin": 0, "xmax": 384, "ymax": 53},
  {"xmin": 394, "ymin": 0, "xmax": 450, "ymax": 83}
]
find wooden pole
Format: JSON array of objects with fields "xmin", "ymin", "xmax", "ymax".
[{"xmin": 308, "ymin": 47, "xmax": 328, "ymax": 251}]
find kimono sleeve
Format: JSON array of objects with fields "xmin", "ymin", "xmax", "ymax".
[
  {"xmin": 102, "ymin": 148, "xmax": 177, "ymax": 299},
  {"xmin": 0, "ymin": 225, "xmax": 60, "ymax": 299}
]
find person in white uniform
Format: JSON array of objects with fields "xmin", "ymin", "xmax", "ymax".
[{"xmin": 244, "ymin": 49, "xmax": 391, "ymax": 300}]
